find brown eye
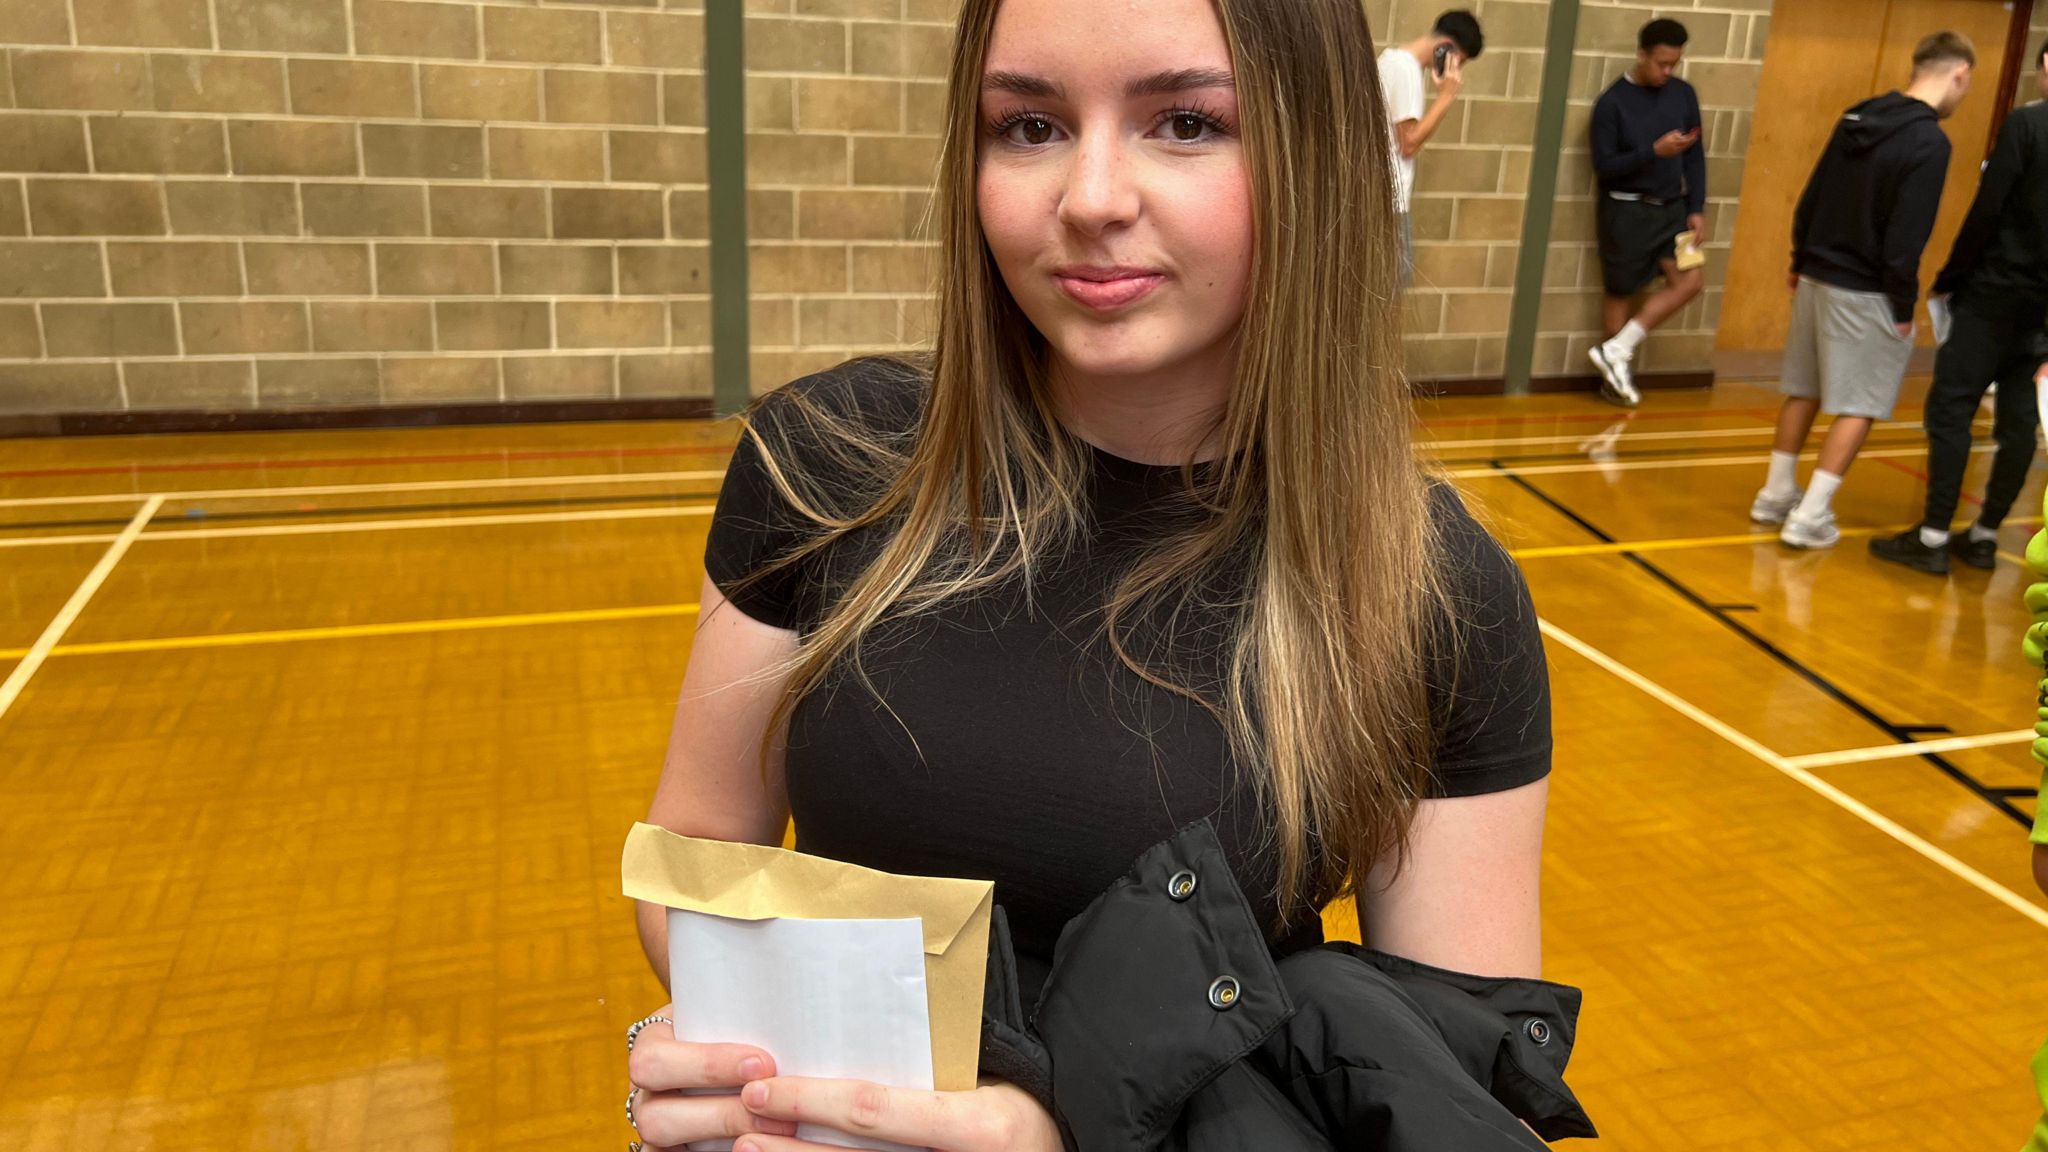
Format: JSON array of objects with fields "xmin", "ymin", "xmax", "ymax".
[
  {"xmin": 1169, "ymin": 114, "xmax": 1207, "ymax": 142},
  {"xmin": 1014, "ymin": 117, "xmax": 1054, "ymax": 145}
]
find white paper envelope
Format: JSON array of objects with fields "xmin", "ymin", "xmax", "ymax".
[
  {"xmin": 670, "ymin": 911, "xmax": 933, "ymax": 1152},
  {"xmin": 621, "ymin": 824, "xmax": 995, "ymax": 1091}
]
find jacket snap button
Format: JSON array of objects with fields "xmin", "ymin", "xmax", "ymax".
[
  {"xmin": 1207, "ymin": 976, "xmax": 1240, "ymax": 1011},
  {"xmin": 1168, "ymin": 871, "xmax": 1198, "ymax": 901},
  {"xmin": 1524, "ymin": 1018, "xmax": 1552, "ymax": 1046}
]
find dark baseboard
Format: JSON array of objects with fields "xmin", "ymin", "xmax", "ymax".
[
  {"xmin": 4, "ymin": 371, "xmax": 1715, "ymax": 438},
  {"xmin": 1417, "ymin": 371, "xmax": 1714, "ymax": 397},
  {"xmin": 0, "ymin": 397, "xmax": 717, "ymax": 439}
]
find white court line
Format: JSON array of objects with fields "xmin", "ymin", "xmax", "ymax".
[
  {"xmin": 0, "ymin": 468, "xmax": 731, "ymax": 510},
  {"xmin": 0, "ymin": 532, "xmax": 122, "ymax": 549},
  {"xmin": 0, "ymin": 443, "xmax": 2011, "ymax": 550},
  {"xmin": 1445, "ymin": 443, "xmax": 1994, "ymax": 480},
  {"xmin": 1782, "ymin": 729, "xmax": 2036, "ymax": 770},
  {"xmin": 0, "ymin": 497, "xmax": 163, "ymax": 726},
  {"xmin": 1424, "ymin": 420, "xmax": 1930, "ymax": 451},
  {"xmin": 1539, "ymin": 619, "xmax": 2048, "ymax": 930}
]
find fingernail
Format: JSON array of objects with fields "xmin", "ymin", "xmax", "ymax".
[
  {"xmin": 739, "ymin": 1057, "xmax": 767, "ymax": 1080},
  {"xmin": 735, "ymin": 1142, "xmax": 758, "ymax": 1152},
  {"xmin": 741, "ymin": 1081, "xmax": 768, "ymax": 1108}
]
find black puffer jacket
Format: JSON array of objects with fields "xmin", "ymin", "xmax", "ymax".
[{"xmin": 979, "ymin": 822, "xmax": 1598, "ymax": 1150}]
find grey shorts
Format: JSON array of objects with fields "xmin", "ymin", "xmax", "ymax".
[{"xmin": 1779, "ymin": 277, "xmax": 1915, "ymax": 419}]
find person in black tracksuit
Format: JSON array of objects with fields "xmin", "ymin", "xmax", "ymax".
[{"xmin": 1873, "ymin": 42, "xmax": 2048, "ymax": 576}]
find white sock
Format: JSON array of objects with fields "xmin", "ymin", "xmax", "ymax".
[
  {"xmin": 1920, "ymin": 526, "xmax": 1950, "ymax": 548},
  {"xmin": 1794, "ymin": 470, "xmax": 1842, "ymax": 519},
  {"xmin": 1969, "ymin": 522, "xmax": 1998, "ymax": 544},
  {"xmin": 1764, "ymin": 451, "xmax": 1800, "ymax": 498},
  {"xmin": 1605, "ymin": 320, "xmax": 1648, "ymax": 358}
]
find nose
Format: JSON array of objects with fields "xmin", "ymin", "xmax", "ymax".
[{"xmin": 1056, "ymin": 125, "xmax": 1139, "ymax": 237}]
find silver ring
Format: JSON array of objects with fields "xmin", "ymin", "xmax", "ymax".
[
  {"xmin": 626, "ymin": 1013, "xmax": 672, "ymax": 1054},
  {"xmin": 626, "ymin": 1087, "xmax": 641, "ymax": 1132}
]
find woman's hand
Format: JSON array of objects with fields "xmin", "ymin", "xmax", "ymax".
[
  {"xmin": 729, "ymin": 1078, "xmax": 1063, "ymax": 1152},
  {"xmin": 625, "ymin": 1009, "xmax": 800, "ymax": 1148}
]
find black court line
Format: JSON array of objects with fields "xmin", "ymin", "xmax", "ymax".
[
  {"xmin": 0, "ymin": 489, "xmax": 718, "ymax": 534},
  {"xmin": 1495, "ymin": 461, "xmax": 2033, "ymax": 829}
]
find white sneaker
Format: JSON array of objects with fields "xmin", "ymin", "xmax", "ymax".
[
  {"xmin": 1780, "ymin": 508, "xmax": 1840, "ymax": 550},
  {"xmin": 1589, "ymin": 345, "xmax": 1640, "ymax": 408},
  {"xmin": 1750, "ymin": 487, "xmax": 1803, "ymax": 526}
]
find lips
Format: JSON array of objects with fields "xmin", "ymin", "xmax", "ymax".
[{"xmin": 1053, "ymin": 266, "xmax": 1166, "ymax": 312}]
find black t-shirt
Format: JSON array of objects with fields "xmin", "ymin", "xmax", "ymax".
[{"xmin": 704, "ymin": 361, "xmax": 1551, "ymax": 997}]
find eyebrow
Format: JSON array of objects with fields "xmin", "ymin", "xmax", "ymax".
[
  {"xmin": 983, "ymin": 70, "xmax": 1064, "ymax": 99},
  {"xmin": 1125, "ymin": 68, "xmax": 1235, "ymax": 98},
  {"xmin": 980, "ymin": 68, "xmax": 1235, "ymax": 101}
]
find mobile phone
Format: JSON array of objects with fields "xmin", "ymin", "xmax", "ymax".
[{"xmin": 1433, "ymin": 43, "xmax": 1453, "ymax": 77}]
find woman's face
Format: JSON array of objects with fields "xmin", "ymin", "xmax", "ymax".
[{"xmin": 976, "ymin": 0, "xmax": 1253, "ymax": 386}]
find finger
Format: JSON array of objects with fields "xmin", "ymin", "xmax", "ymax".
[
  {"xmin": 729, "ymin": 1137, "xmax": 842, "ymax": 1152},
  {"xmin": 633, "ymin": 1090, "xmax": 800, "ymax": 1148},
  {"xmin": 629, "ymin": 1033, "xmax": 778, "ymax": 1093},
  {"xmin": 742, "ymin": 1079, "xmax": 994, "ymax": 1150}
]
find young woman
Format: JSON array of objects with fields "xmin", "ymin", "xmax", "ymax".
[{"xmin": 624, "ymin": 0, "xmax": 1554, "ymax": 1148}]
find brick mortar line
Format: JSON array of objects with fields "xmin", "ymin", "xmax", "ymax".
[
  {"xmin": 1, "ymin": 112, "xmax": 947, "ymax": 144},
  {"xmin": 5, "ymin": 174, "xmax": 727, "ymax": 192},
  {"xmin": 5, "ymin": 47, "xmax": 718, "ymax": 81}
]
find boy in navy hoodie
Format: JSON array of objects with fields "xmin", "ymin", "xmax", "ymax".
[{"xmin": 1749, "ymin": 32, "xmax": 1975, "ymax": 551}]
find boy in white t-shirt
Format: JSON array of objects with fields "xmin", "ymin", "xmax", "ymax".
[{"xmin": 1376, "ymin": 10, "xmax": 1484, "ymax": 283}]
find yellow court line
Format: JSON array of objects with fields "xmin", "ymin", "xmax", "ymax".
[
  {"xmin": 0, "ymin": 468, "xmax": 731, "ymax": 511},
  {"xmin": 0, "ymin": 602, "xmax": 703, "ymax": 661},
  {"xmin": 2001, "ymin": 551, "xmax": 2032, "ymax": 570},
  {"xmin": 1513, "ymin": 530, "xmax": 1828, "ymax": 560}
]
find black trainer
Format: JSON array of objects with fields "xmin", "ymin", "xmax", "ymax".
[
  {"xmin": 1949, "ymin": 533, "xmax": 1997, "ymax": 570},
  {"xmin": 1869, "ymin": 529, "xmax": 1950, "ymax": 575}
]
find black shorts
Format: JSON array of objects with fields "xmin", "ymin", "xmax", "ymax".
[{"xmin": 1596, "ymin": 197, "xmax": 1688, "ymax": 297}]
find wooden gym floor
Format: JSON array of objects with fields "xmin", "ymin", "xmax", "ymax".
[{"xmin": 0, "ymin": 378, "xmax": 2043, "ymax": 1149}]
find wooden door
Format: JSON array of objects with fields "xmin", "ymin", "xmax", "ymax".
[{"xmin": 1716, "ymin": 0, "xmax": 2018, "ymax": 354}]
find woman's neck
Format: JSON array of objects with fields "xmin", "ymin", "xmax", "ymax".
[{"xmin": 1049, "ymin": 349, "xmax": 1235, "ymax": 466}]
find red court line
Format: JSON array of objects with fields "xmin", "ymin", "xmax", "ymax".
[
  {"xmin": 1873, "ymin": 456, "xmax": 1981, "ymax": 505},
  {"xmin": 0, "ymin": 443, "xmax": 735, "ymax": 481}
]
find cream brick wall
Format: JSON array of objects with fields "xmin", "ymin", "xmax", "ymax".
[
  {"xmin": 1541, "ymin": 0, "xmax": 1772, "ymax": 381},
  {"xmin": 1365, "ymin": 0, "xmax": 1550, "ymax": 382},
  {"xmin": 740, "ymin": 0, "xmax": 952, "ymax": 395},
  {"xmin": 0, "ymin": 0, "xmax": 719, "ymax": 414}
]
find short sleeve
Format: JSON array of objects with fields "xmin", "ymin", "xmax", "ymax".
[
  {"xmin": 704, "ymin": 359, "xmax": 923, "ymax": 632},
  {"xmin": 1425, "ymin": 485, "xmax": 1553, "ymax": 798},
  {"xmin": 1379, "ymin": 51, "xmax": 1425, "ymax": 125}
]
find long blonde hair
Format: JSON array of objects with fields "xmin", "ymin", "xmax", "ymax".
[{"xmin": 741, "ymin": 0, "xmax": 1446, "ymax": 925}]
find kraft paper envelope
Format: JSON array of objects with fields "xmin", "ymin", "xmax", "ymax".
[{"xmin": 621, "ymin": 822, "xmax": 995, "ymax": 1092}]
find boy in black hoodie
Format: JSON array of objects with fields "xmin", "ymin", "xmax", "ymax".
[
  {"xmin": 1751, "ymin": 32, "xmax": 1975, "ymax": 551},
  {"xmin": 1872, "ymin": 38, "xmax": 2048, "ymax": 575}
]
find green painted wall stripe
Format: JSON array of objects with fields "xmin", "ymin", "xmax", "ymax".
[
  {"xmin": 706, "ymin": 1, "xmax": 751, "ymax": 417},
  {"xmin": 1503, "ymin": 0, "xmax": 1581, "ymax": 396}
]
